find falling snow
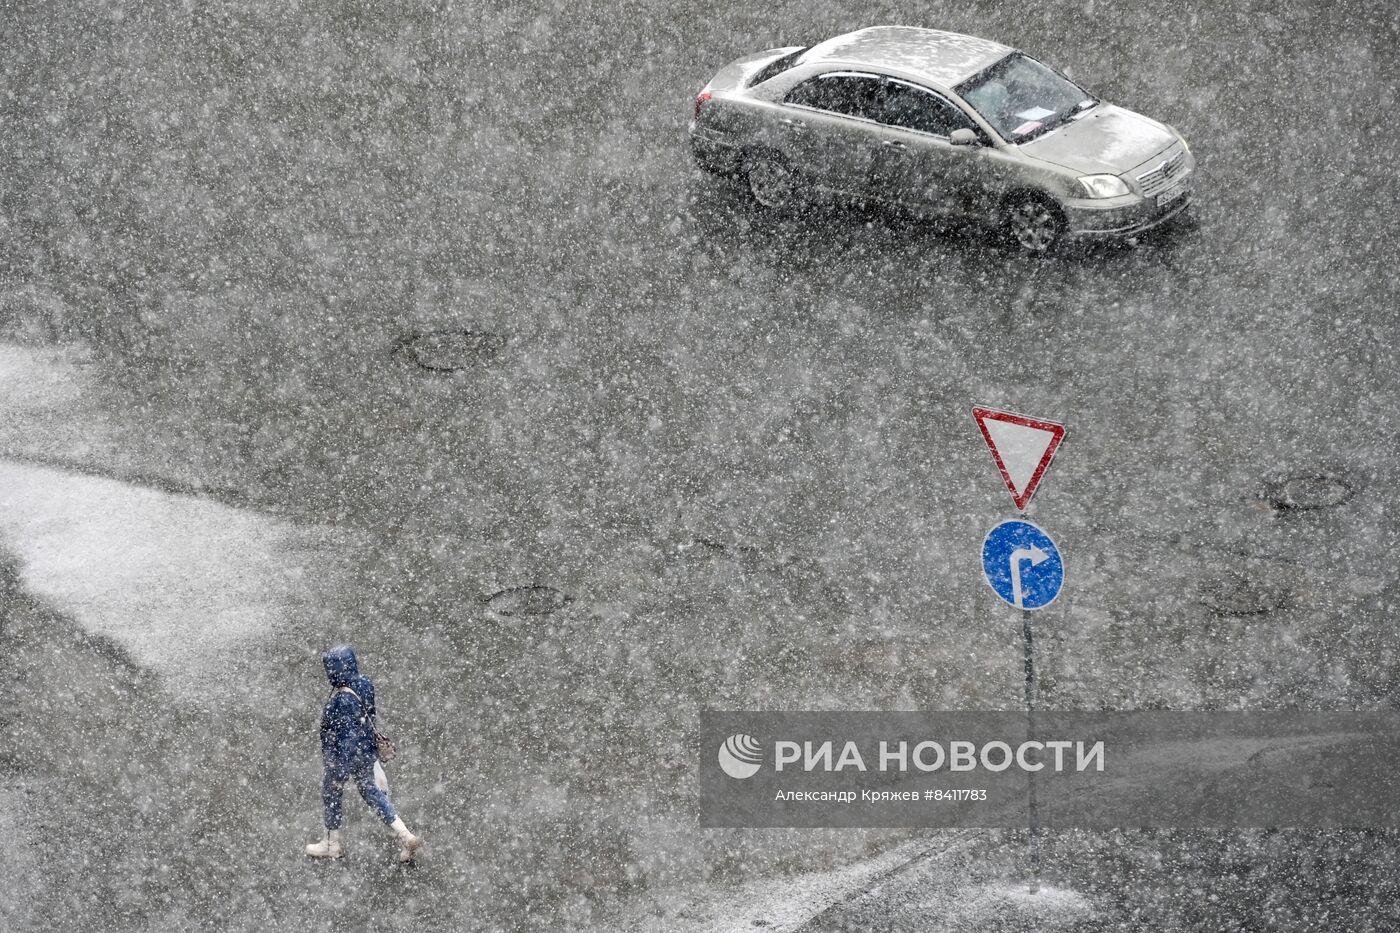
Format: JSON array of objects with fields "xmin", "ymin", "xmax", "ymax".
[{"xmin": 1, "ymin": 1, "xmax": 1398, "ymax": 930}]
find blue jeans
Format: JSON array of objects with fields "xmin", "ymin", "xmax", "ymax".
[{"xmin": 322, "ymin": 764, "xmax": 397, "ymax": 830}]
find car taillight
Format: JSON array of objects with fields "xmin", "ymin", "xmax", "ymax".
[{"xmin": 694, "ymin": 90, "xmax": 712, "ymax": 118}]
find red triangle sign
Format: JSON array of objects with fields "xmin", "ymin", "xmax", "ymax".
[{"xmin": 972, "ymin": 406, "xmax": 1066, "ymax": 511}]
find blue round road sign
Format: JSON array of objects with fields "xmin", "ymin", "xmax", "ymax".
[{"xmin": 982, "ymin": 519, "xmax": 1064, "ymax": 610}]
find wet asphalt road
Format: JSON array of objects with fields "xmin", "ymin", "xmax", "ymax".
[{"xmin": 1, "ymin": 0, "xmax": 1399, "ymax": 929}]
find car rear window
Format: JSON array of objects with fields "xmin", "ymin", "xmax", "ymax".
[{"xmin": 748, "ymin": 48, "xmax": 808, "ymax": 86}]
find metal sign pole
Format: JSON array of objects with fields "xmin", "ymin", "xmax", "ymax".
[
  {"xmin": 973, "ymin": 407, "xmax": 1064, "ymax": 898},
  {"xmin": 983, "ymin": 517, "xmax": 1060, "ymax": 896},
  {"xmin": 1022, "ymin": 605, "xmax": 1041, "ymax": 895}
]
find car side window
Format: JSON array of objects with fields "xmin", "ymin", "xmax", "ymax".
[
  {"xmin": 878, "ymin": 81, "xmax": 973, "ymax": 137},
  {"xmin": 784, "ymin": 74, "xmax": 886, "ymax": 121}
]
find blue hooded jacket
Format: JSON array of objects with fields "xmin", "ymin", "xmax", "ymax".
[{"xmin": 320, "ymin": 645, "xmax": 379, "ymax": 779}]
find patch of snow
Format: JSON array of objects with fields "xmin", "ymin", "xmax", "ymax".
[
  {"xmin": 0, "ymin": 790, "xmax": 39, "ymax": 929},
  {"xmin": 955, "ymin": 882, "xmax": 1095, "ymax": 925},
  {"xmin": 605, "ymin": 840, "xmax": 928, "ymax": 932},
  {"xmin": 0, "ymin": 458, "xmax": 312, "ymax": 696},
  {"xmin": 0, "ymin": 343, "xmax": 90, "ymax": 414}
]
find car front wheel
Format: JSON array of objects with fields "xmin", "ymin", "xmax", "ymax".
[
  {"xmin": 745, "ymin": 152, "xmax": 795, "ymax": 209},
  {"xmin": 1005, "ymin": 196, "xmax": 1064, "ymax": 253}
]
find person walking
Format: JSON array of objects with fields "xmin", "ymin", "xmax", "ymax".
[{"xmin": 305, "ymin": 645, "xmax": 422, "ymax": 862}]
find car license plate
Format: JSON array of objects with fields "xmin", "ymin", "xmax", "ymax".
[{"xmin": 1157, "ymin": 182, "xmax": 1187, "ymax": 208}]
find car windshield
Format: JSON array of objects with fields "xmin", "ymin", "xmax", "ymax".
[{"xmin": 955, "ymin": 53, "xmax": 1096, "ymax": 142}]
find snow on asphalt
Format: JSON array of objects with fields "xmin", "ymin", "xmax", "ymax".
[
  {"xmin": 0, "ymin": 789, "xmax": 39, "ymax": 931},
  {"xmin": 602, "ymin": 838, "xmax": 933, "ymax": 932},
  {"xmin": 0, "ymin": 342, "xmax": 87, "ymax": 412},
  {"xmin": 0, "ymin": 341, "xmax": 335, "ymax": 696},
  {"xmin": 0, "ymin": 457, "xmax": 314, "ymax": 695}
]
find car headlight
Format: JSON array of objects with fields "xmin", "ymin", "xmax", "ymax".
[{"xmin": 1077, "ymin": 174, "xmax": 1131, "ymax": 199}]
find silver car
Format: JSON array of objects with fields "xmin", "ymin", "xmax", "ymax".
[{"xmin": 689, "ymin": 26, "xmax": 1195, "ymax": 252}]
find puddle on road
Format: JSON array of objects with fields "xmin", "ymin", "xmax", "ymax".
[
  {"xmin": 483, "ymin": 585, "xmax": 571, "ymax": 617},
  {"xmin": 395, "ymin": 330, "xmax": 505, "ymax": 372},
  {"xmin": 1261, "ymin": 472, "xmax": 1354, "ymax": 511}
]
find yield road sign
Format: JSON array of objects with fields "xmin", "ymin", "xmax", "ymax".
[
  {"xmin": 982, "ymin": 519, "xmax": 1064, "ymax": 610},
  {"xmin": 972, "ymin": 407, "xmax": 1066, "ymax": 511}
]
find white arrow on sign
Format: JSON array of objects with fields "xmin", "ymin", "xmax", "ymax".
[{"xmin": 1009, "ymin": 544, "xmax": 1050, "ymax": 609}]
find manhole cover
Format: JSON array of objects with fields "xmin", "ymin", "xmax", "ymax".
[
  {"xmin": 1261, "ymin": 472, "xmax": 1354, "ymax": 511},
  {"xmin": 1200, "ymin": 573, "xmax": 1293, "ymax": 616},
  {"xmin": 483, "ymin": 586, "xmax": 571, "ymax": 617},
  {"xmin": 396, "ymin": 330, "xmax": 505, "ymax": 372}
]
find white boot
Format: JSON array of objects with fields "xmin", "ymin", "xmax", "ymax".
[
  {"xmin": 305, "ymin": 829, "xmax": 343, "ymax": 859},
  {"xmin": 389, "ymin": 817, "xmax": 421, "ymax": 863}
]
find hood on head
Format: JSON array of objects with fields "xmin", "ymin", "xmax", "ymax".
[{"xmin": 323, "ymin": 645, "xmax": 359, "ymax": 688}]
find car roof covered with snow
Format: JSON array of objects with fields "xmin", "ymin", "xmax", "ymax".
[{"xmin": 798, "ymin": 26, "xmax": 1014, "ymax": 88}]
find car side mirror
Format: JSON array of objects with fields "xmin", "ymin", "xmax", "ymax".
[{"xmin": 950, "ymin": 128, "xmax": 979, "ymax": 147}]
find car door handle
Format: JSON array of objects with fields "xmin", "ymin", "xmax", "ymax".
[{"xmin": 881, "ymin": 140, "xmax": 907, "ymax": 149}]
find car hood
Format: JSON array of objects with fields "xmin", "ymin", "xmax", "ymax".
[{"xmin": 1019, "ymin": 103, "xmax": 1177, "ymax": 176}]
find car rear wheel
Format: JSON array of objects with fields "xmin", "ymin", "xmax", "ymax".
[
  {"xmin": 1005, "ymin": 196, "xmax": 1064, "ymax": 253},
  {"xmin": 744, "ymin": 152, "xmax": 795, "ymax": 209}
]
